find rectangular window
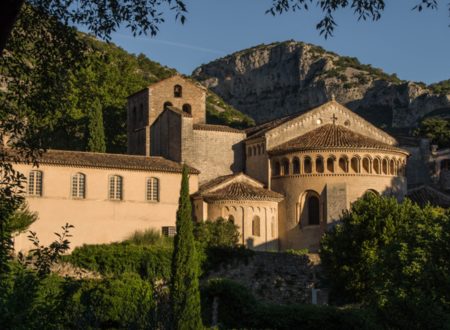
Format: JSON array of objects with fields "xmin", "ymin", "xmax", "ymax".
[
  {"xmin": 162, "ymin": 226, "xmax": 176, "ymax": 237},
  {"xmin": 109, "ymin": 176, "xmax": 122, "ymax": 200},
  {"xmin": 28, "ymin": 171, "xmax": 42, "ymax": 196},
  {"xmin": 72, "ymin": 173, "xmax": 85, "ymax": 198},
  {"xmin": 146, "ymin": 178, "xmax": 159, "ymax": 201}
]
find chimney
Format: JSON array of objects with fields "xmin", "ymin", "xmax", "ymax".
[{"xmin": 431, "ymin": 144, "xmax": 439, "ymax": 152}]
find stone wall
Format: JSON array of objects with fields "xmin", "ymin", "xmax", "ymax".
[
  {"xmin": 127, "ymin": 89, "xmax": 150, "ymax": 155},
  {"xmin": 246, "ymin": 140, "xmax": 269, "ymax": 185},
  {"xmin": 183, "ymin": 129, "xmax": 246, "ymax": 184},
  {"xmin": 150, "ymin": 109, "xmax": 183, "ymax": 162},
  {"xmin": 401, "ymin": 139, "xmax": 432, "ymax": 185},
  {"xmin": 441, "ymin": 171, "xmax": 450, "ymax": 192},
  {"xmin": 200, "ymin": 252, "xmax": 322, "ymax": 306}
]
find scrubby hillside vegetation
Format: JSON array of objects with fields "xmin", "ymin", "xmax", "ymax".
[
  {"xmin": 193, "ymin": 40, "xmax": 450, "ymax": 136},
  {"xmin": 1, "ymin": 31, "xmax": 254, "ymax": 154}
]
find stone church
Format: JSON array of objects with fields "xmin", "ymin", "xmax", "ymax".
[{"xmin": 12, "ymin": 75, "xmax": 449, "ymax": 253}]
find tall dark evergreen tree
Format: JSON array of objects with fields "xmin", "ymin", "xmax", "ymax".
[
  {"xmin": 170, "ymin": 164, "xmax": 202, "ymax": 330},
  {"xmin": 86, "ymin": 98, "xmax": 106, "ymax": 153}
]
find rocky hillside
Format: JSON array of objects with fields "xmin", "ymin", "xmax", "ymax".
[{"xmin": 193, "ymin": 41, "xmax": 450, "ymax": 136}]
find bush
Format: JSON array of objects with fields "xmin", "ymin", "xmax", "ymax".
[
  {"xmin": 319, "ymin": 194, "xmax": 440, "ymax": 301},
  {"xmin": 201, "ymin": 279, "xmax": 382, "ymax": 330},
  {"xmin": 366, "ymin": 212, "xmax": 450, "ymax": 330},
  {"xmin": 285, "ymin": 248, "xmax": 309, "ymax": 255},
  {"xmin": 63, "ymin": 242, "xmax": 173, "ymax": 281},
  {"xmin": 194, "ymin": 218, "xmax": 240, "ymax": 248},
  {"xmin": 123, "ymin": 227, "xmax": 172, "ymax": 247}
]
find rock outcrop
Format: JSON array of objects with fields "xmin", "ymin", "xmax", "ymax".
[{"xmin": 193, "ymin": 41, "xmax": 450, "ymax": 133}]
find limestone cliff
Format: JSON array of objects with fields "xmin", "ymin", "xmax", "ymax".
[{"xmin": 192, "ymin": 41, "xmax": 450, "ymax": 135}]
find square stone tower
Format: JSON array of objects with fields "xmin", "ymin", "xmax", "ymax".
[{"xmin": 126, "ymin": 75, "xmax": 206, "ymax": 155}]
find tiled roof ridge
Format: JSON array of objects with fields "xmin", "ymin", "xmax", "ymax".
[
  {"xmin": 406, "ymin": 184, "xmax": 450, "ymax": 209},
  {"xmin": 268, "ymin": 123, "xmax": 409, "ymax": 155},
  {"xmin": 126, "ymin": 74, "xmax": 206, "ymax": 99},
  {"xmin": 202, "ymin": 181, "xmax": 284, "ymax": 202},
  {"xmin": 194, "ymin": 173, "xmax": 264, "ymax": 195},
  {"xmin": 193, "ymin": 124, "xmax": 244, "ymax": 134},
  {"xmin": 8, "ymin": 148, "xmax": 200, "ymax": 174}
]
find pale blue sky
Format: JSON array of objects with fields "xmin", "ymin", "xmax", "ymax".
[{"xmin": 77, "ymin": 0, "xmax": 450, "ymax": 85}]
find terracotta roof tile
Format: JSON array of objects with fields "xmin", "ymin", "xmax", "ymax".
[
  {"xmin": 192, "ymin": 173, "xmax": 283, "ymax": 202},
  {"xmin": 268, "ymin": 124, "xmax": 409, "ymax": 154},
  {"xmin": 200, "ymin": 182, "xmax": 284, "ymax": 202},
  {"xmin": 193, "ymin": 124, "xmax": 244, "ymax": 134},
  {"xmin": 244, "ymin": 107, "xmax": 315, "ymax": 140},
  {"xmin": 9, "ymin": 148, "xmax": 200, "ymax": 174},
  {"xmin": 406, "ymin": 185, "xmax": 450, "ymax": 209}
]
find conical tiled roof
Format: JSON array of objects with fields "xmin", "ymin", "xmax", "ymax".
[
  {"xmin": 268, "ymin": 124, "xmax": 409, "ymax": 155},
  {"xmin": 201, "ymin": 182, "xmax": 283, "ymax": 202}
]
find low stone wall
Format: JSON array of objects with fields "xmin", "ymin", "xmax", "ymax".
[{"xmin": 200, "ymin": 252, "xmax": 322, "ymax": 305}]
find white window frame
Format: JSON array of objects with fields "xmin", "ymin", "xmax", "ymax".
[
  {"xmin": 109, "ymin": 175, "xmax": 122, "ymax": 200},
  {"xmin": 28, "ymin": 171, "xmax": 42, "ymax": 196},
  {"xmin": 146, "ymin": 177, "xmax": 159, "ymax": 202},
  {"xmin": 72, "ymin": 173, "xmax": 85, "ymax": 198}
]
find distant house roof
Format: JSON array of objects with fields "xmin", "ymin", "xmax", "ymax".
[
  {"xmin": 406, "ymin": 185, "xmax": 450, "ymax": 209},
  {"xmin": 9, "ymin": 148, "xmax": 200, "ymax": 174},
  {"xmin": 126, "ymin": 74, "xmax": 206, "ymax": 99},
  {"xmin": 193, "ymin": 124, "xmax": 245, "ymax": 134},
  {"xmin": 192, "ymin": 173, "xmax": 283, "ymax": 202},
  {"xmin": 268, "ymin": 124, "xmax": 410, "ymax": 155}
]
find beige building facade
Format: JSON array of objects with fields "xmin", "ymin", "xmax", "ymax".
[{"xmin": 13, "ymin": 75, "xmax": 420, "ymax": 253}]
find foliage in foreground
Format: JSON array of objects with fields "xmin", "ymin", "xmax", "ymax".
[
  {"xmin": 124, "ymin": 227, "xmax": 173, "ymax": 247},
  {"xmin": 201, "ymin": 279, "xmax": 382, "ymax": 330},
  {"xmin": 7, "ymin": 201, "xmax": 38, "ymax": 237},
  {"xmin": 319, "ymin": 194, "xmax": 441, "ymax": 301},
  {"xmin": 170, "ymin": 164, "xmax": 202, "ymax": 329}
]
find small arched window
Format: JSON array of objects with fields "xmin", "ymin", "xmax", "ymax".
[
  {"xmin": 304, "ymin": 158, "xmax": 312, "ymax": 173},
  {"xmin": 109, "ymin": 175, "xmax": 122, "ymax": 200},
  {"xmin": 273, "ymin": 161, "xmax": 281, "ymax": 176},
  {"xmin": 293, "ymin": 158, "xmax": 300, "ymax": 174},
  {"xmin": 248, "ymin": 147, "xmax": 252, "ymax": 157},
  {"xmin": 253, "ymin": 146, "xmax": 257, "ymax": 156},
  {"xmin": 327, "ymin": 158, "xmax": 334, "ymax": 173},
  {"xmin": 282, "ymin": 159, "xmax": 289, "ymax": 175},
  {"xmin": 261, "ymin": 144, "xmax": 265, "ymax": 154},
  {"xmin": 351, "ymin": 157, "xmax": 359, "ymax": 173},
  {"xmin": 308, "ymin": 196, "xmax": 320, "ymax": 225},
  {"xmin": 338, "ymin": 157, "xmax": 347, "ymax": 173},
  {"xmin": 228, "ymin": 215, "xmax": 235, "ymax": 225},
  {"xmin": 182, "ymin": 104, "xmax": 191, "ymax": 114},
  {"xmin": 146, "ymin": 177, "xmax": 159, "ymax": 202},
  {"xmin": 374, "ymin": 158, "xmax": 380, "ymax": 174},
  {"xmin": 397, "ymin": 160, "xmax": 401, "ymax": 176},
  {"xmin": 382, "ymin": 159, "xmax": 388, "ymax": 175},
  {"xmin": 164, "ymin": 102, "xmax": 173, "ymax": 110},
  {"xmin": 257, "ymin": 145, "xmax": 261, "ymax": 155},
  {"xmin": 362, "ymin": 158, "xmax": 370, "ymax": 173},
  {"xmin": 72, "ymin": 173, "xmax": 85, "ymax": 198},
  {"xmin": 252, "ymin": 215, "xmax": 260, "ymax": 237},
  {"xmin": 174, "ymin": 85, "xmax": 182, "ymax": 98},
  {"xmin": 316, "ymin": 157, "xmax": 324, "ymax": 173},
  {"xmin": 28, "ymin": 171, "xmax": 42, "ymax": 196},
  {"xmin": 271, "ymin": 216, "xmax": 275, "ymax": 238},
  {"xmin": 390, "ymin": 160, "xmax": 395, "ymax": 176}
]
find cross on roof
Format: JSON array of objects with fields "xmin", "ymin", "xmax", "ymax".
[{"xmin": 331, "ymin": 114, "xmax": 338, "ymax": 124}]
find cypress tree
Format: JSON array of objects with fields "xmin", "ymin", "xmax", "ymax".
[
  {"xmin": 86, "ymin": 98, "xmax": 106, "ymax": 153},
  {"xmin": 170, "ymin": 164, "xmax": 202, "ymax": 330}
]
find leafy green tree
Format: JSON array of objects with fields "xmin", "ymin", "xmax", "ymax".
[
  {"xmin": 413, "ymin": 116, "xmax": 450, "ymax": 149},
  {"xmin": 266, "ymin": 0, "xmax": 447, "ymax": 39},
  {"xmin": 194, "ymin": 218, "xmax": 240, "ymax": 248},
  {"xmin": 319, "ymin": 193, "xmax": 440, "ymax": 301},
  {"xmin": 86, "ymin": 98, "xmax": 106, "ymax": 153},
  {"xmin": 170, "ymin": 164, "xmax": 202, "ymax": 330},
  {"xmin": 366, "ymin": 212, "xmax": 450, "ymax": 330},
  {"xmin": 8, "ymin": 201, "xmax": 38, "ymax": 237}
]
